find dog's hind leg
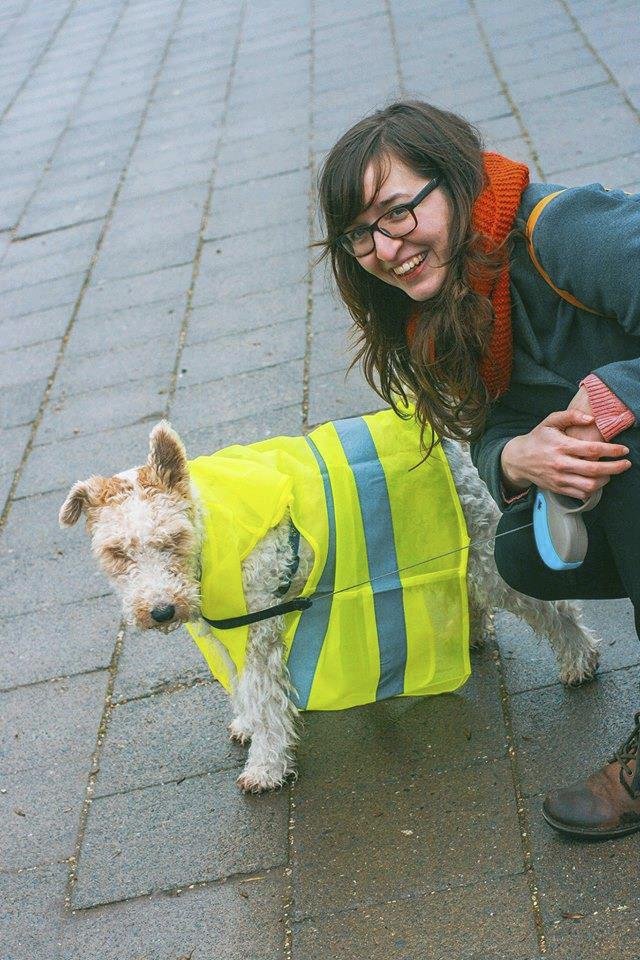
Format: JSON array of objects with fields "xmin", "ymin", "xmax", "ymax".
[
  {"xmin": 468, "ymin": 540, "xmax": 600, "ymax": 685},
  {"xmin": 235, "ymin": 615, "xmax": 299, "ymax": 793}
]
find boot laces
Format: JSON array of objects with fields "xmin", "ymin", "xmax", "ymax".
[{"xmin": 611, "ymin": 711, "xmax": 640, "ymax": 799}]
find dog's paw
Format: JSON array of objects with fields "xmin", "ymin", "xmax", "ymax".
[
  {"xmin": 228, "ymin": 718, "xmax": 251, "ymax": 745},
  {"xmin": 559, "ymin": 646, "xmax": 600, "ymax": 687},
  {"xmin": 237, "ymin": 763, "xmax": 294, "ymax": 794}
]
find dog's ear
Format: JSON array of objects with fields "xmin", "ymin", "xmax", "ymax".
[
  {"xmin": 59, "ymin": 478, "xmax": 99, "ymax": 526},
  {"xmin": 148, "ymin": 421, "xmax": 189, "ymax": 492}
]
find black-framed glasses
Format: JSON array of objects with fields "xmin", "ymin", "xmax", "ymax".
[{"xmin": 336, "ymin": 175, "xmax": 443, "ymax": 258}]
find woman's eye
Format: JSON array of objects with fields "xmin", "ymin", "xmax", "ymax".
[
  {"xmin": 386, "ymin": 206, "xmax": 411, "ymax": 222},
  {"xmin": 350, "ymin": 226, "xmax": 369, "ymax": 241}
]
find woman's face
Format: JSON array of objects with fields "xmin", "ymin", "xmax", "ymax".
[{"xmin": 348, "ymin": 154, "xmax": 452, "ymax": 302}]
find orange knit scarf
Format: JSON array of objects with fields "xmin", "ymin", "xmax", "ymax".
[{"xmin": 406, "ymin": 151, "xmax": 529, "ymax": 399}]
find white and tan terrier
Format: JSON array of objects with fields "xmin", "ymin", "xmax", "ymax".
[{"xmin": 60, "ymin": 421, "xmax": 600, "ymax": 793}]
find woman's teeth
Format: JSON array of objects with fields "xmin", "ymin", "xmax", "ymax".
[{"xmin": 393, "ymin": 252, "xmax": 427, "ymax": 276}]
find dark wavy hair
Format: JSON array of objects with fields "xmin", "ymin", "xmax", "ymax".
[{"xmin": 317, "ymin": 100, "xmax": 512, "ymax": 453}]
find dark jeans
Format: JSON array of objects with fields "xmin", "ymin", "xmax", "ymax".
[{"xmin": 494, "ymin": 425, "xmax": 640, "ymax": 640}]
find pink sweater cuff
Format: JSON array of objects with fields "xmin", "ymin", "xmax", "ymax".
[{"xmin": 580, "ymin": 374, "xmax": 636, "ymax": 441}]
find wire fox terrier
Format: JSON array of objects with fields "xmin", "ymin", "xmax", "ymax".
[{"xmin": 60, "ymin": 420, "xmax": 600, "ymax": 793}]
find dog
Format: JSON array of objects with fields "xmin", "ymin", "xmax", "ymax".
[{"xmin": 59, "ymin": 418, "xmax": 600, "ymax": 793}]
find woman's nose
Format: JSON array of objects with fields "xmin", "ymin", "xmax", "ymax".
[{"xmin": 372, "ymin": 231, "xmax": 403, "ymax": 262}]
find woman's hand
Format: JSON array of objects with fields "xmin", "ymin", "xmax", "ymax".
[{"xmin": 501, "ymin": 390, "xmax": 631, "ymax": 501}]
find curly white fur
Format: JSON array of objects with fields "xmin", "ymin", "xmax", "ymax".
[{"xmin": 60, "ymin": 424, "xmax": 600, "ymax": 794}]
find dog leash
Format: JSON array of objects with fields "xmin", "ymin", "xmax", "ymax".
[{"xmin": 200, "ymin": 520, "xmax": 534, "ymax": 630}]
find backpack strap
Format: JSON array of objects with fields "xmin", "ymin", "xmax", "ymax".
[{"xmin": 525, "ymin": 190, "xmax": 612, "ymax": 318}]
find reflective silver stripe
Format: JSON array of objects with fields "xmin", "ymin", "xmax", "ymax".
[
  {"xmin": 334, "ymin": 417, "xmax": 407, "ymax": 699},
  {"xmin": 286, "ymin": 435, "xmax": 337, "ymax": 709}
]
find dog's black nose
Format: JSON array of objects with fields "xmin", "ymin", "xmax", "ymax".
[{"xmin": 151, "ymin": 604, "xmax": 176, "ymax": 622}]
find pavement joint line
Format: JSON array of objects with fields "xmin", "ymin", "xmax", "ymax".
[
  {"xmin": 514, "ymin": 79, "xmax": 612, "ymax": 110},
  {"xmin": 91, "ymin": 759, "xmax": 246, "ymax": 803},
  {"xmin": 112, "ymin": 672, "xmax": 215, "ymax": 704},
  {"xmin": 65, "ymin": 625, "xmax": 125, "ymax": 911},
  {"xmin": 0, "ymin": 0, "xmax": 80, "ymax": 127},
  {"xmin": 467, "ymin": 0, "xmax": 545, "ymax": 181},
  {"xmin": 301, "ymin": 0, "xmax": 318, "ymax": 437},
  {"xmin": 384, "ymin": 0, "xmax": 407, "ymax": 99},
  {"xmin": 5, "ymin": 0, "xmax": 131, "ymax": 250},
  {"xmin": 287, "ymin": 866, "xmax": 531, "ymax": 924},
  {"xmin": 490, "ymin": 635, "xmax": 548, "ymax": 955},
  {"xmin": 559, "ymin": 0, "xmax": 640, "ymax": 123},
  {"xmin": 0, "ymin": 664, "xmax": 111, "ymax": 696},
  {"xmin": 10, "ymin": 215, "xmax": 106, "ymax": 244},
  {"xmin": 67, "ymin": 863, "xmax": 287, "ymax": 915},
  {"xmin": 506, "ymin": 656, "xmax": 640, "ymax": 696},
  {"xmin": 0, "ymin": 589, "xmax": 112, "ymax": 618},
  {"xmin": 548, "ymin": 147, "xmax": 640, "ymax": 177},
  {"xmin": 0, "ymin": 856, "xmax": 74, "ymax": 880}
]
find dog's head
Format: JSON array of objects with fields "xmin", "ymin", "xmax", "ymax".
[{"xmin": 60, "ymin": 421, "xmax": 201, "ymax": 632}]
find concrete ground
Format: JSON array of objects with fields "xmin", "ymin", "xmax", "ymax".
[{"xmin": 1, "ymin": 0, "xmax": 639, "ymax": 957}]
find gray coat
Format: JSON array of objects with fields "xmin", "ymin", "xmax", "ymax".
[{"xmin": 470, "ymin": 181, "xmax": 640, "ymax": 508}]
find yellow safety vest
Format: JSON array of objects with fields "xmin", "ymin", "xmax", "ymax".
[{"xmin": 185, "ymin": 408, "xmax": 470, "ymax": 711}]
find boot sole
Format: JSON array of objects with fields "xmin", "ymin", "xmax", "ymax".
[{"xmin": 542, "ymin": 804, "xmax": 640, "ymax": 840}]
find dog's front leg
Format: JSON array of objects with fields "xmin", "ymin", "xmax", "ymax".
[{"xmin": 236, "ymin": 615, "xmax": 298, "ymax": 793}]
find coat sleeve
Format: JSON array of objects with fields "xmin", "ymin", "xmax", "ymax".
[
  {"xmin": 470, "ymin": 401, "xmax": 536, "ymax": 509},
  {"xmin": 533, "ymin": 184, "xmax": 640, "ymax": 420}
]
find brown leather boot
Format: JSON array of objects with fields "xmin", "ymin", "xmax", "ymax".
[{"xmin": 542, "ymin": 711, "xmax": 640, "ymax": 839}]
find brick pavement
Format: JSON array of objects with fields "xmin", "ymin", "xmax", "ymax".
[{"xmin": 0, "ymin": 0, "xmax": 639, "ymax": 957}]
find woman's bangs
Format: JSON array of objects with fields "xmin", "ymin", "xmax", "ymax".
[{"xmin": 330, "ymin": 140, "xmax": 389, "ymax": 237}]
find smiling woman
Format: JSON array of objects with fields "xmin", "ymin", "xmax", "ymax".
[{"xmin": 318, "ymin": 99, "xmax": 640, "ymax": 843}]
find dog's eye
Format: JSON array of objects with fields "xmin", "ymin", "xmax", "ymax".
[{"xmin": 106, "ymin": 546, "xmax": 131, "ymax": 565}]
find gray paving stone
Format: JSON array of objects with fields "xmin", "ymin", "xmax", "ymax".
[
  {"xmin": 66, "ymin": 294, "xmax": 186, "ymax": 357},
  {"xmin": 509, "ymin": 666, "xmax": 640, "ymax": 799},
  {"xmin": 291, "ymin": 874, "xmax": 540, "ymax": 959},
  {"xmin": 119, "ymin": 157, "xmax": 213, "ymax": 201},
  {"xmin": 0, "ymin": 532, "xmax": 109, "ymax": 617},
  {"xmin": 10, "ymin": 868, "xmax": 285, "ymax": 960},
  {"xmin": 95, "ymin": 680, "xmax": 241, "ymax": 796},
  {"xmin": 0, "ymin": 377, "xmax": 47, "ymax": 428},
  {"xmin": 521, "ymin": 85, "xmax": 640, "ymax": 174},
  {"xmin": 187, "ymin": 282, "xmax": 308, "ymax": 341},
  {"xmin": 2, "ymin": 485, "xmax": 92, "ymax": 556},
  {"xmin": 78, "ymin": 263, "xmax": 193, "ymax": 320},
  {"xmin": 291, "ymin": 755, "xmax": 523, "ymax": 918},
  {"xmin": 497, "ymin": 598, "xmax": 638, "ymax": 695},
  {"xmin": 0, "ymin": 422, "xmax": 30, "ymax": 476},
  {"xmin": 72, "ymin": 769, "xmax": 289, "ymax": 908},
  {"xmin": 1, "ymin": 220, "xmax": 103, "ymax": 265},
  {"xmin": 51, "ymin": 335, "xmax": 179, "ymax": 399},
  {"xmin": 307, "ymin": 367, "xmax": 384, "ymax": 426},
  {"xmin": 550, "ymin": 151, "xmax": 640, "ymax": 186},
  {"xmin": 207, "ymin": 170, "xmax": 309, "ymax": 239},
  {"xmin": 202, "ymin": 216, "xmax": 308, "ymax": 263},
  {"xmin": 17, "ymin": 191, "xmax": 115, "ymax": 238},
  {"xmin": 92, "ymin": 231, "xmax": 199, "ymax": 283},
  {"xmin": 2, "ymin": 272, "xmax": 83, "ymax": 319},
  {"xmin": 1, "ymin": 671, "xmax": 108, "ymax": 776},
  {"xmin": 0, "ymin": 594, "xmax": 119, "ymax": 690},
  {"xmin": 16, "ymin": 420, "xmax": 155, "ymax": 498},
  {"xmin": 0, "ymin": 338, "xmax": 60, "ymax": 388},
  {"xmin": 180, "ymin": 319, "xmax": 306, "ymax": 387},
  {"xmin": 528, "ymin": 804, "xmax": 640, "ymax": 958},
  {"xmin": 111, "ymin": 622, "xmax": 211, "ymax": 703},
  {"xmin": 2, "ymin": 759, "xmax": 87, "ymax": 871},
  {"xmin": 194, "ymin": 248, "xmax": 309, "ymax": 303},
  {"xmin": 0, "ymin": 862, "xmax": 67, "ymax": 960},
  {"xmin": 35, "ymin": 373, "xmax": 169, "ymax": 446},
  {"xmin": 171, "ymin": 359, "xmax": 303, "ymax": 434}
]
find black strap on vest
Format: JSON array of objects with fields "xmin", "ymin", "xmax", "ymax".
[{"xmin": 201, "ymin": 596, "xmax": 313, "ymax": 630}]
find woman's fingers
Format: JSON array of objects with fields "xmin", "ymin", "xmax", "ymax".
[{"xmin": 561, "ymin": 436, "xmax": 630, "ymax": 461}]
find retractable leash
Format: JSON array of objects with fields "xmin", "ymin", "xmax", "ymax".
[
  {"xmin": 533, "ymin": 488, "xmax": 601, "ymax": 571},
  {"xmin": 201, "ymin": 521, "xmax": 535, "ymax": 630}
]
